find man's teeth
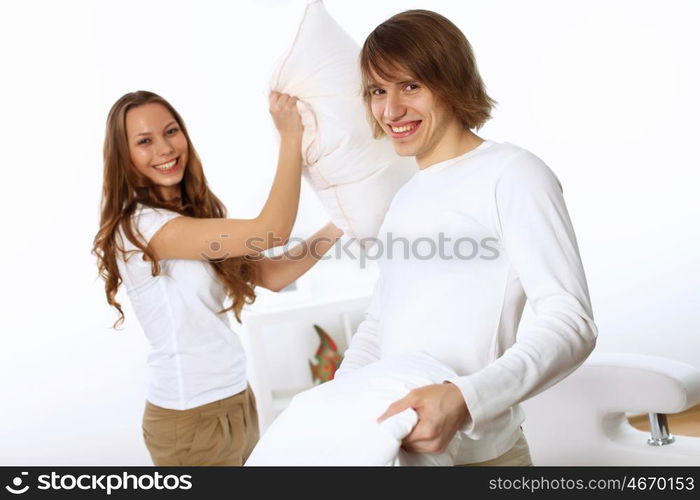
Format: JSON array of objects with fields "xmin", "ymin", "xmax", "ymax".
[
  {"xmin": 391, "ymin": 123, "xmax": 417, "ymax": 133},
  {"xmin": 154, "ymin": 158, "xmax": 177, "ymax": 170}
]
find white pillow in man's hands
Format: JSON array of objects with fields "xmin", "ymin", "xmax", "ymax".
[
  {"xmin": 271, "ymin": 0, "xmax": 417, "ymax": 244},
  {"xmin": 245, "ymin": 352, "xmax": 462, "ymax": 466}
]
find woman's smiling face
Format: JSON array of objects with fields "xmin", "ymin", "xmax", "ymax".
[{"xmin": 125, "ymin": 102, "xmax": 188, "ymax": 200}]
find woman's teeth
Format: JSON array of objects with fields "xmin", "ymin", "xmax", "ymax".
[
  {"xmin": 154, "ymin": 158, "xmax": 177, "ymax": 171},
  {"xmin": 391, "ymin": 122, "xmax": 418, "ymax": 133}
]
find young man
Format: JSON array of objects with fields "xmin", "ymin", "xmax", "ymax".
[{"xmin": 335, "ymin": 10, "xmax": 598, "ymax": 466}]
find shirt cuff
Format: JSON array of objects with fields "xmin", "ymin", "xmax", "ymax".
[{"xmin": 446, "ymin": 375, "xmax": 482, "ymax": 439}]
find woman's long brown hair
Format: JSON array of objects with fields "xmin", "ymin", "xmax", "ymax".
[{"xmin": 92, "ymin": 90, "xmax": 256, "ymax": 329}]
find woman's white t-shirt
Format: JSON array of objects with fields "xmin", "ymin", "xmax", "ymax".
[{"xmin": 115, "ymin": 203, "xmax": 247, "ymax": 410}]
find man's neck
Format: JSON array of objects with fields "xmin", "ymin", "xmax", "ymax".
[{"xmin": 417, "ymin": 129, "xmax": 484, "ymax": 170}]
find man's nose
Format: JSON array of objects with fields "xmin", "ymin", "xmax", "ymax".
[{"xmin": 384, "ymin": 92, "xmax": 406, "ymax": 122}]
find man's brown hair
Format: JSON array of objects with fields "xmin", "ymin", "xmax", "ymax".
[{"xmin": 360, "ymin": 9, "xmax": 496, "ymax": 138}]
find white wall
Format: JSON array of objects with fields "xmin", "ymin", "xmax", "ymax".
[{"xmin": 0, "ymin": 0, "xmax": 698, "ymax": 465}]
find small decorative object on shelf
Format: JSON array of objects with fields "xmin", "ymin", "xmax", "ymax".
[{"xmin": 309, "ymin": 324, "xmax": 343, "ymax": 384}]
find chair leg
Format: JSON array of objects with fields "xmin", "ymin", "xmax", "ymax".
[{"xmin": 647, "ymin": 413, "xmax": 675, "ymax": 446}]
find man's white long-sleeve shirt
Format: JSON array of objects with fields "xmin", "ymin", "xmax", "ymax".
[{"xmin": 336, "ymin": 140, "xmax": 598, "ymax": 463}]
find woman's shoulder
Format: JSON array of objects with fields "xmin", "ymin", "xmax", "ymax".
[
  {"xmin": 133, "ymin": 203, "xmax": 183, "ymax": 228},
  {"xmin": 134, "ymin": 202, "xmax": 182, "ymax": 218},
  {"xmin": 117, "ymin": 203, "xmax": 183, "ymax": 256}
]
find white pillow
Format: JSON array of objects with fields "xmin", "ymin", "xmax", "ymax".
[
  {"xmin": 245, "ymin": 352, "xmax": 462, "ymax": 466},
  {"xmin": 271, "ymin": 0, "xmax": 417, "ymax": 244}
]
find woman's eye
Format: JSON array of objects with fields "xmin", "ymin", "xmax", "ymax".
[
  {"xmin": 167, "ymin": 127, "xmax": 179, "ymax": 134},
  {"xmin": 405, "ymin": 83, "xmax": 419, "ymax": 91},
  {"xmin": 371, "ymin": 88, "xmax": 385, "ymax": 96},
  {"xmin": 137, "ymin": 138, "xmax": 150, "ymax": 145}
]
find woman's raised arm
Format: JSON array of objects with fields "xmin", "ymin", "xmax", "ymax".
[{"xmin": 148, "ymin": 92, "xmax": 303, "ymax": 261}]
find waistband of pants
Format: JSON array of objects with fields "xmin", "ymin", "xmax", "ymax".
[{"xmin": 144, "ymin": 385, "xmax": 250, "ymax": 419}]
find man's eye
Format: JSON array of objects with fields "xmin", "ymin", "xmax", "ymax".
[{"xmin": 405, "ymin": 83, "xmax": 419, "ymax": 91}]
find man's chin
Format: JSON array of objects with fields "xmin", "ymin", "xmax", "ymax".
[{"xmin": 391, "ymin": 143, "xmax": 415, "ymax": 157}]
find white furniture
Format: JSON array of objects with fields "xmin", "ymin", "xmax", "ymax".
[
  {"xmin": 243, "ymin": 295, "xmax": 700, "ymax": 464},
  {"xmin": 521, "ymin": 352, "xmax": 700, "ymax": 465},
  {"xmin": 241, "ymin": 294, "xmax": 371, "ymax": 432}
]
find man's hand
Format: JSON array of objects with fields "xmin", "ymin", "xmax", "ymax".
[{"xmin": 377, "ymin": 382, "xmax": 469, "ymax": 454}]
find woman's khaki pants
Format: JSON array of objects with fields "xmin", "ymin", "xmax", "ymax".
[{"xmin": 142, "ymin": 386, "xmax": 259, "ymax": 466}]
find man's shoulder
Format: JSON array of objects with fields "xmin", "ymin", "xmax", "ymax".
[
  {"xmin": 451, "ymin": 140, "xmax": 560, "ymax": 193},
  {"xmin": 493, "ymin": 144, "xmax": 562, "ymax": 194},
  {"xmin": 473, "ymin": 140, "xmax": 533, "ymax": 163},
  {"xmin": 445, "ymin": 140, "xmax": 528, "ymax": 172},
  {"xmin": 440, "ymin": 140, "xmax": 535, "ymax": 183}
]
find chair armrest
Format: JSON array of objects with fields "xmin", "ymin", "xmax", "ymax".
[
  {"xmin": 521, "ymin": 351, "xmax": 700, "ymax": 465},
  {"xmin": 576, "ymin": 352, "xmax": 700, "ymax": 414}
]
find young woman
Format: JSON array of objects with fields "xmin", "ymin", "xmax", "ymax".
[{"xmin": 92, "ymin": 90, "xmax": 343, "ymax": 466}]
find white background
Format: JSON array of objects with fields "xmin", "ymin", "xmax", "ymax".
[{"xmin": 0, "ymin": 0, "xmax": 698, "ymax": 464}]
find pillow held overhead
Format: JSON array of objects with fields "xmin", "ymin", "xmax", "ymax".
[{"xmin": 271, "ymin": 0, "xmax": 418, "ymax": 245}]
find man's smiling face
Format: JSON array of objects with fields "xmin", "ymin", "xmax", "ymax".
[{"xmin": 367, "ymin": 68, "xmax": 458, "ymax": 165}]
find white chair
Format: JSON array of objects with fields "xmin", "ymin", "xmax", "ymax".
[
  {"xmin": 521, "ymin": 352, "xmax": 700, "ymax": 465},
  {"xmin": 241, "ymin": 294, "xmax": 371, "ymax": 432}
]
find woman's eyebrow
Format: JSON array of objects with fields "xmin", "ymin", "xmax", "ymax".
[{"xmin": 133, "ymin": 121, "xmax": 177, "ymax": 138}]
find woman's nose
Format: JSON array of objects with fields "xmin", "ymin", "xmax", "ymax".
[{"xmin": 156, "ymin": 138, "xmax": 175, "ymax": 157}]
